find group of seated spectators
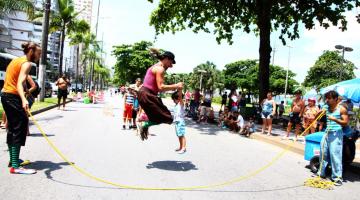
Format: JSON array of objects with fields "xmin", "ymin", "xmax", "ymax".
[
  {"xmin": 184, "ymin": 89, "xmax": 255, "ymax": 137},
  {"xmin": 218, "ymin": 107, "xmax": 255, "ymax": 137}
]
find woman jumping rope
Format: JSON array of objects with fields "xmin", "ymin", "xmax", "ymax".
[{"xmin": 137, "ymin": 48, "xmax": 183, "ymax": 140}]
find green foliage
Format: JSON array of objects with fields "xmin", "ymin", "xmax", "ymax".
[
  {"xmin": 112, "ymin": 41, "xmax": 158, "ymax": 85},
  {"xmin": 0, "ymin": 0, "xmax": 35, "ymax": 18},
  {"xmin": 148, "ymin": 0, "xmax": 359, "ymax": 45},
  {"xmin": 147, "ymin": 0, "xmax": 360, "ymax": 101},
  {"xmin": 303, "ymin": 50, "xmax": 356, "ymax": 89},
  {"xmin": 223, "ymin": 59, "xmax": 298, "ymax": 95},
  {"xmin": 224, "ymin": 59, "xmax": 258, "ymax": 92},
  {"xmin": 165, "ymin": 73, "xmax": 191, "ymax": 91},
  {"xmin": 189, "ymin": 61, "xmax": 224, "ymax": 93}
]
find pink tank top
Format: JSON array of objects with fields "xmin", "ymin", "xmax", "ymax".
[{"xmin": 143, "ymin": 66, "xmax": 159, "ymax": 94}]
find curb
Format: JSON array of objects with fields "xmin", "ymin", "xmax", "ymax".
[
  {"xmin": 30, "ymin": 99, "xmax": 72, "ymax": 116},
  {"xmin": 252, "ymin": 132, "xmax": 360, "ymax": 174}
]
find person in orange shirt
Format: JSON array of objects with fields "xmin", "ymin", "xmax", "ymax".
[{"xmin": 1, "ymin": 42, "xmax": 41, "ymax": 174}]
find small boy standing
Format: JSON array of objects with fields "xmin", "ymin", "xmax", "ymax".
[
  {"xmin": 171, "ymin": 90, "xmax": 186, "ymax": 154},
  {"xmin": 123, "ymin": 87, "xmax": 135, "ymax": 129}
]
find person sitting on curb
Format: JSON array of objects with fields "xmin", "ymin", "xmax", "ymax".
[
  {"xmin": 241, "ymin": 117, "xmax": 255, "ymax": 137},
  {"xmin": 218, "ymin": 107, "xmax": 230, "ymax": 128}
]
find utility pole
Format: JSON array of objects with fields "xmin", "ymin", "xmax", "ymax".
[
  {"xmin": 89, "ymin": 0, "xmax": 101, "ymax": 91},
  {"xmin": 39, "ymin": 0, "xmax": 51, "ymax": 102},
  {"xmin": 284, "ymin": 45, "xmax": 292, "ymax": 102},
  {"xmin": 271, "ymin": 47, "xmax": 276, "ymax": 66}
]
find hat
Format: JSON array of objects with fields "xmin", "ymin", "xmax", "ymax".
[
  {"xmin": 162, "ymin": 51, "xmax": 176, "ymax": 64},
  {"xmin": 308, "ymin": 97, "xmax": 316, "ymax": 102}
]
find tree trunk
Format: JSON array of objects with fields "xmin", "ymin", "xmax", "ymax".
[
  {"xmin": 75, "ymin": 45, "xmax": 79, "ymax": 92},
  {"xmin": 58, "ymin": 24, "xmax": 66, "ymax": 76},
  {"xmin": 39, "ymin": 0, "xmax": 51, "ymax": 102},
  {"xmin": 82, "ymin": 61, "xmax": 86, "ymax": 90},
  {"xmin": 256, "ymin": 0, "xmax": 273, "ymax": 103}
]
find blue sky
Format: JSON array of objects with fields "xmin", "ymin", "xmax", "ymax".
[{"xmin": 92, "ymin": 0, "xmax": 360, "ymax": 83}]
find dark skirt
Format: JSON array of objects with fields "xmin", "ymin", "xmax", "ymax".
[
  {"xmin": 137, "ymin": 87, "xmax": 173, "ymax": 124},
  {"xmin": 1, "ymin": 93, "xmax": 29, "ymax": 146}
]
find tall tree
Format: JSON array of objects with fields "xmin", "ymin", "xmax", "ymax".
[
  {"xmin": 69, "ymin": 31, "xmax": 98, "ymax": 91},
  {"xmin": 224, "ymin": 59, "xmax": 298, "ymax": 96},
  {"xmin": 0, "ymin": 0, "xmax": 35, "ymax": 17},
  {"xmin": 112, "ymin": 41, "xmax": 158, "ymax": 85},
  {"xmin": 303, "ymin": 50, "xmax": 356, "ymax": 89},
  {"xmin": 148, "ymin": 0, "xmax": 360, "ymax": 102}
]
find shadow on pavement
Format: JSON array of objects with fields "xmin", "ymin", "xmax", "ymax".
[
  {"xmin": 343, "ymin": 170, "xmax": 360, "ymax": 183},
  {"xmin": 33, "ymin": 115, "xmax": 63, "ymax": 122},
  {"xmin": 185, "ymin": 119, "xmax": 222, "ymax": 136},
  {"xmin": 30, "ymin": 161, "xmax": 71, "ymax": 179},
  {"xmin": 146, "ymin": 160, "xmax": 198, "ymax": 171},
  {"xmin": 29, "ymin": 133, "xmax": 55, "ymax": 137}
]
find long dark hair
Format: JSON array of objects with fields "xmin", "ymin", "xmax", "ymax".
[
  {"xmin": 149, "ymin": 48, "xmax": 164, "ymax": 60},
  {"xmin": 21, "ymin": 42, "xmax": 40, "ymax": 54}
]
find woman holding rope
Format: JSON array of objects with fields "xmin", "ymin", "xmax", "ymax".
[
  {"xmin": 1, "ymin": 42, "xmax": 41, "ymax": 174},
  {"xmin": 137, "ymin": 48, "xmax": 183, "ymax": 140}
]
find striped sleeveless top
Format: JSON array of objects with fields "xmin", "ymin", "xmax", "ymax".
[
  {"xmin": 326, "ymin": 105, "xmax": 342, "ymax": 131},
  {"xmin": 125, "ymin": 93, "xmax": 134, "ymax": 105}
]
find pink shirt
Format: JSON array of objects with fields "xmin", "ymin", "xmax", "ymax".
[{"xmin": 143, "ymin": 65, "xmax": 159, "ymax": 94}]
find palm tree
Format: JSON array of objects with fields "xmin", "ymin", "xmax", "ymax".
[
  {"xmin": 76, "ymin": 33, "xmax": 100, "ymax": 90},
  {"xmin": 68, "ymin": 28, "xmax": 96, "ymax": 92},
  {"xmin": 49, "ymin": 0, "xmax": 89, "ymax": 75},
  {"xmin": 190, "ymin": 61, "xmax": 222, "ymax": 94},
  {"xmin": 94, "ymin": 63, "xmax": 110, "ymax": 90},
  {"xmin": 0, "ymin": 0, "xmax": 35, "ymax": 18}
]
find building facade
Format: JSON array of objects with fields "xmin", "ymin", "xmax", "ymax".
[{"xmin": 65, "ymin": 0, "xmax": 93, "ymax": 80}]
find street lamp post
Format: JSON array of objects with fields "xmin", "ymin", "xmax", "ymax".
[
  {"xmin": 198, "ymin": 69, "xmax": 207, "ymax": 92},
  {"xmin": 335, "ymin": 45, "xmax": 353, "ymax": 80}
]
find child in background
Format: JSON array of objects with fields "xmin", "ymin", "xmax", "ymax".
[
  {"xmin": 171, "ymin": 90, "xmax": 187, "ymax": 154},
  {"xmin": 123, "ymin": 87, "xmax": 135, "ymax": 129},
  {"xmin": 241, "ymin": 117, "xmax": 255, "ymax": 137}
]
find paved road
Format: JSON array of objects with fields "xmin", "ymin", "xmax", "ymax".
[{"xmin": 0, "ymin": 94, "xmax": 359, "ymax": 200}]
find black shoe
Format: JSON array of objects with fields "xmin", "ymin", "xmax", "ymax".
[
  {"xmin": 333, "ymin": 179, "xmax": 343, "ymax": 186},
  {"xmin": 123, "ymin": 125, "xmax": 126, "ymax": 130}
]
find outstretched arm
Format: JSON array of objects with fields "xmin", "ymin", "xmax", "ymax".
[
  {"xmin": 155, "ymin": 66, "xmax": 183, "ymax": 92},
  {"xmin": 178, "ymin": 88, "xmax": 184, "ymax": 106}
]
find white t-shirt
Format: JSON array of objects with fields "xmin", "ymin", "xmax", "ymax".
[
  {"xmin": 174, "ymin": 103, "xmax": 185, "ymax": 122},
  {"xmin": 237, "ymin": 115, "xmax": 244, "ymax": 128}
]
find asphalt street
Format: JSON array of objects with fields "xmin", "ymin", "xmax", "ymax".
[{"xmin": 0, "ymin": 94, "xmax": 359, "ymax": 200}]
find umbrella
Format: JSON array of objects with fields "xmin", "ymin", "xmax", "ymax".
[{"xmin": 320, "ymin": 78, "xmax": 360, "ymax": 103}]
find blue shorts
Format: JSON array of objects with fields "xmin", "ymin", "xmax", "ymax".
[{"xmin": 175, "ymin": 121, "xmax": 186, "ymax": 137}]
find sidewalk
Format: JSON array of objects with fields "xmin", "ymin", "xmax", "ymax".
[
  {"xmin": 252, "ymin": 131, "xmax": 360, "ymax": 173},
  {"xmin": 196, "ymin": 100, "xmax": 360, "ymax": 172}
]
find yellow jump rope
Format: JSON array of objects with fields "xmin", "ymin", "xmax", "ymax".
[{"xmin": 28, "ymin": 109, "xmax": 332, "ymax": 190}]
